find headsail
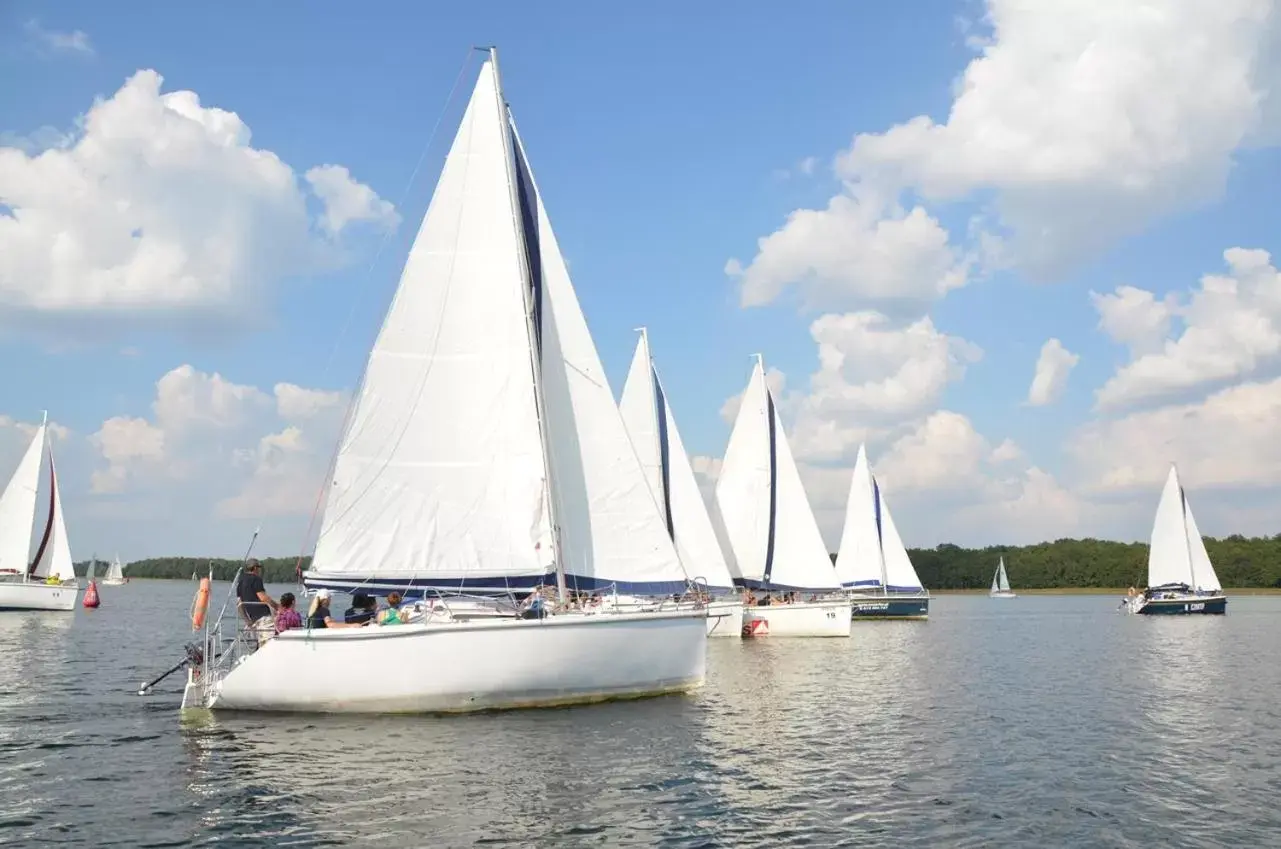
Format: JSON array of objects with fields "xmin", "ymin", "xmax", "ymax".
[
  {"xmin": 0, "ymin": 420, "xmax": 45, "ymax": 575},
  {"xmin": 29, "ymin": 448, "xmax": 75, "ymax": 583},
  {"xmin": 874, "ymin": 479, "xmax": 924, "ymax": 593},
  {"xmin": 309, "ymin": 59, "xmax": 553, "ymax": 592},
  {"xmin": 619, "ymin": 330, "xmax": 736, "ymax": 593},
  {"xmin": 997, "ymin": 557, "xmax": 1011, "ymax": 593},
  {"xmin": 715, "ymin": 358, "xmax": 839, "ymax": 592},
  {"xmin": 834, "ymin": 444, "xmax": 886, "ymax": 590}
]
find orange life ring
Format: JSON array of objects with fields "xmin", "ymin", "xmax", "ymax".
[{"xmin": 191, "ymin": 577, "xmax": 211, "ymax": 630}]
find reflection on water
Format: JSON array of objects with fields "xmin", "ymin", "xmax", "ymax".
[{"xmin": 2, "ymin": 585, "xmax": 1281, "ymax": 847}]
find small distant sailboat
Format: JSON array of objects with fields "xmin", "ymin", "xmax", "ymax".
[
  {"xmin": 835, "ymin": 445, "xmax": 930, "ymax": 620},
  {"xmin": 0, "ymin": 414, "xmax": 79, "ymax": 612},
  {"xmin": 619, "ymin": 328, "xmax": 743, "ymax": 636},
  {"xmin": 989, "ymin": 556, "xmax": 1016, "ymax": 599},
  {"xmin": 715, "ymin": 356, "xmax": 851, "ymax": 637},
  {"xmin": 102, "ymin": 554, "xmax": 126, "ymax": 587},
  {"xmin": 1128, "ymin": 464, "xmax": 1226, "ymax": 615}
]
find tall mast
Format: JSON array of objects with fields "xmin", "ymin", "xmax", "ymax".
[
  {"xmin": 873, "ymin": 475, "xmax": 889, "ymax": 595},
  {"xmin": 754, "ymin": 354, "xmax": 779, "ymax": 590},
  {"xmin": 488, "ymin": 46, "xmax": 566, "ymax": 603}
]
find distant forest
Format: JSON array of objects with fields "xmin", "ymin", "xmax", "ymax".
[{"xmin": 75, "ymin": 535, "xmax": 1281, "ymax": 588}]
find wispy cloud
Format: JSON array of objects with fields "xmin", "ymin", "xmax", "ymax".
[{"xmin": 24, "ymin": 19, "xmax": 95, "ymax": 57}]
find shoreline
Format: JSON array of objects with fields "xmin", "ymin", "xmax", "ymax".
[
  {"xmin": 91, "ymin": 578, "xmax": 1281, "ymax": 595},
  {"xmin": 932, "ymin": 587, "xmax": 1281, "ymax": 596}
]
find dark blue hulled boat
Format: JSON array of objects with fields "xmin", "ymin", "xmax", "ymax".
[
  {"xmin": 1128, "ymin": 465, "xmax": 1226, "ymax": 616},
  {"xmin": 835, "ymin": 445, "xmax": 930, "ymax": 621}
]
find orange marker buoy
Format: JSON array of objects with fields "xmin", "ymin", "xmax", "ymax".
[
  {"xmin": 82, "ymin": 580, "xmax": 100, "ymax": 609},
  {"xmin": 190, "ymin": 577, "xmax": 211, "ymax": 630}
]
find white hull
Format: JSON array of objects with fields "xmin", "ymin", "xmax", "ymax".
[
  {"xmin": 101, "ymin": 579, "xmax": 126, "ymax": 587},
  {"xmin": 741, "ymin": 599, "xmax": 851, "ymax": 637},
  {"xmin": 706, "ymin": 599, "xmax": 745, "ymax": 637},
  {"xmin": 0, "ymin": 580, "xmax": 78, "ymax": 611},
  {"xmin": 184, "ymin": 609, "xmax": 707, "ymax": 714},
  {"xmin": 989, "ymin": 591, "xmax": 1017, "ymax": 599}
]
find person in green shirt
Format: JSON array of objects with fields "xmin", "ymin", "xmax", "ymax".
[{"xmin": 378, "ymin": 592, "xmax": 406, "ymax": 625}]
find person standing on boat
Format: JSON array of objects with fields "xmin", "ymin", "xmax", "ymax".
[{"xmin": 236, "ymin": 560, "xmax": 278, "ymax": 625}]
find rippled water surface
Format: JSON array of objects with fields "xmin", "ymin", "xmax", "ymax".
[{"xmin": 2, "ymin": 582, "xmax": 1280, "ymax": 847}]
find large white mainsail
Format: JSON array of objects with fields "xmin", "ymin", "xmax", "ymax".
[
  {"xmin": 305, "ymin": 56, "xmax": 687, "ymax": 597},
  {"xmin": 1148, "ymin": 465, "xmax": 1221, "ymax": 592},
  {"xmin": 834, "ymin": 443, "xmax": 924, "ymax": 593},
  {"xmin": 511, "ymin": 127, "xmax": 689, "ymax": 595},
  {"xmin": 715, "ymin": 358, "xmax": 840, "ymax": 592},
  {"xmin": 619, "ymin": 329, "xmax": 736, "ymax": 593}
]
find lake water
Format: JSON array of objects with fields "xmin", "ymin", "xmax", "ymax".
[{"xmin": 2, "ymin": 582, "xmax": 1279, "ymax": 847}]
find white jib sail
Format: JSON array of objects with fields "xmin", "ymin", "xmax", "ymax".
[
  {"xmin": 875, "ymin": 480, "xmax": 924, "ymax": 593},
  {"xmin": 310, "ymin": 60, "xmax": 553, "ymax": 590}
]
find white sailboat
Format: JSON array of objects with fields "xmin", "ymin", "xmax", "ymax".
[
  {"xmin": 1128, "ymin": 464, "xmax": 1226, "ymax": 615},
  {"xmin": 180, "ymin": 49, "xmax": 707, "ymax": 713},
  {"xmin": 989, "ymin": 556, "xmax": 1015, "ymax": 599},
  {"xmin": 714, "ymin": 356, "xmax": 850, "ymax": 637},
  {"xmin": 618, "ymin": 328, "xmax": 743, "ymax": 637},
  {"xmin": 0, "ymin": 415, "xmax": 79, "ymax": 612},
  {"xmin": 102, "ymin": 554, "xmax": 126, "ymax": 586},
  {"xmin": 834, "ymin": 444, "xmax": 930, "ymax": 619}
]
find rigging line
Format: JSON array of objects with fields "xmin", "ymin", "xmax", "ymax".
[{"xmin": 294, "ymin": 47, "xmax": 479, "ymax": 577}]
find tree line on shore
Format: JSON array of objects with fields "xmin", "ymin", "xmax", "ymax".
[{"xmin": 75, "ymin": 534, "xmax": 1281, "ymax": 588}]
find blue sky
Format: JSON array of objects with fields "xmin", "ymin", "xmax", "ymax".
[{"xmin": 3, "ymin": 1, "xmax": 1280, "ymax": 559}]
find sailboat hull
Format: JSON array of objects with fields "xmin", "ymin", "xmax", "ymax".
[
  {"xmin": 849, "ymin": 592, "xmax": 930, "ymax": 620},
  {"xmin": 0, "ymin": 580, "xmax": 78, "ymax": 611},
  {"xmin": 186, "ymin": 609, "xmax": 707, "ymax": 714},
  {"xmin": 741, "ymin": 599, "xmax": 852, "ymax": 637},
  {"xmin": 1134, "ymin": 594, "xmax": 1227, "ymax": 615},
  {"xmin": 989, "ymin": 591, "xmax": 1017, "ymax": 599},
  {"xmin": 706, "ymin": 599, "xmax": 745, "ymax": 637}
]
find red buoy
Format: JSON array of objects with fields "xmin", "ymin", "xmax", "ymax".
[{"xmin": 83, "ymin": 580, "xmax": 100, "ymax": 609}]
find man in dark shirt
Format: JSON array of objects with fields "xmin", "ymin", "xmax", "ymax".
[
  {"xmin": 344, "ymin": 593, "xmax": 377, "ymax": 624},
  {"xmin": 236, "ymin": 560, "xmax": 277, "ymax": 624}
]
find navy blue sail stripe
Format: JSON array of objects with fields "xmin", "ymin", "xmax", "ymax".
[
  {"xmin": 653, "ymin": 369, "xmax": 675, "ymax": 539},
  {"xmin": 762, "ymin": 390, "xmax": 779, "ymax": 586},
  {"xmin": 302, "ymin": 571, "xmax": 690, "ymax": 599},
  {"xmin": 510, "ymin": 129, "xmax": 544, "ymax": 355},
  {"xmin": 873, "ymin": 476, "xmax": 883, "ymax": 545}
]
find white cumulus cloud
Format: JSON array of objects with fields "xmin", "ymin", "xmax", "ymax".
[
  {"xmin": 0, "ymin": 70, "xmax": 395, "ymax": 332},
  {"xmin": 1027, "ymin": 338, "xmax": 1079, "ymax": 406},
  {"xmin": 1094, "ymin": 248, "xmax": 1281, "ymax": 410}
]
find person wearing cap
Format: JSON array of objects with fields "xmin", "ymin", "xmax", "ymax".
[
  {"xmin": 306, "ymin": 588, "xmax": 367, "ymax": 629},
  {"xmin": 236, "ymin": 559, "xmax": 277, "ymax": 625}
]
